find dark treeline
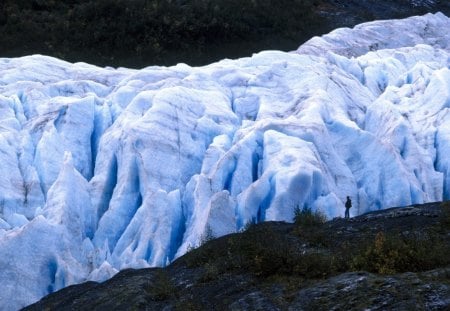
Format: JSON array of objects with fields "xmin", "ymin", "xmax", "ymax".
[{"xmin": 0, "ymin": 0, "xmax": 327, "ymax": 67}]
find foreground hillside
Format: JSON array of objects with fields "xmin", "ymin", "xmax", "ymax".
[
  {"xmin": 2, "ymin": 13, "xmax": 450, "ymax": 309},
  {"xmin": 25, "ymin": 202, "xmax": 450, "ymax": 310}
]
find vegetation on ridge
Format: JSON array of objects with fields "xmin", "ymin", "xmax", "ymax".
[
  {"xmin": 25, "ymin": 202, "xmax": 450, "ymax": 310},
  {"xmin": 0, "ymin": 0, "xmax": 326, "ymax": 67},
  {"xmin": 1, "ymin": 0, "xmax": 446, "ymax": 68},
  {"xmin": 185, "ymin": 204, "xmax": 450, "ymax": 281}
]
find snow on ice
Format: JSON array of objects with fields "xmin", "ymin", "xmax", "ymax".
[{"xmin": 0, "ymin": 12, "xmax": 450, "ymax": 310}]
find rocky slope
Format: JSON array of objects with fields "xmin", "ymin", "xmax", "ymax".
[{"xmin": 24, "ymin": 201, "xmax": 450, "ymax": 310}]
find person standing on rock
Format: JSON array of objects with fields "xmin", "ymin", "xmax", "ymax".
[{"xmin": 345, "ymin": 196, "xmax": 352, "ymax": 219}]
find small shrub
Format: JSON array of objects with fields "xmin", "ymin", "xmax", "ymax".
[
  {"xmin": 200, "ymin": 225, "xmax": 215, "ymax": 246},
  {"xmin": 300, "ymin": 228, "xmax": 330, "ymax": 247},
  {"xmin": 186, "ymin": 244, "xmax": 195, "ymax": 254},
  {"xmin": 184, "ymin": 226, "xmax": 216, "ymax": 268},
  {"xmin": 145, "ymin": 270, "xmax": 176, "ymax": 301},
  {"xmin": 293, "ymin": 206, "xmax": 327, "ymax": 228},
  {"xmin": 293, "ymin": 252, "xmax": 334, "ymax": 278},
  {"xmin": 351, "ymin": 231, "xmax": 450, "ymax": 274},
  {"xmin": 199, "ymin": 262, "xmax": 220, "ymax": 283},
  {"xmin": 330, "ymin": 241, "xmax": 354, "ymax": 273},
  {"xmin": 240, "ymin": 219, "xmax": 257, "ymax": 232},
  {"xmin": 220, "ymin": 224, "xmax": 296, "ymax": 276},
  {"xmin": 353, "ymin": 232, "xmax": 404, "ymax": 274},
  {"xmin": 440, "ymin": 201, "xmax": 450, "ymax": 228},
  {"xmin": 293, "ymin": 206, "xmax": 329, "ymax": 247},
  {"xmin": 184, "ymin": 244, "xmax": 213, "ymax": 268}
]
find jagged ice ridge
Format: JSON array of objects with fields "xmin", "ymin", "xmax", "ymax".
[{"xmin": 1, "ymin": 12, "xmax": 450, "ymax": 310}]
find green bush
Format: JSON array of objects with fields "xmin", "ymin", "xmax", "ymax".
[
  {"xmin": 185, "ymin": 222, "xmax": 337, "ymax": 279},
  {"xmin": 293, "ymin": 206, "xmax": 327, "ymax": 228},
  {"xmin": 199, "ymin": 262, "xmax": 220, "ymax": 283},
  {"xmin": 225, "ymin": 225, "xmax": 294, "ymax": 276},
  {"xmin": 351, "ymin": 231, "xmax": 450, "ymax": 274},
  {"xmin": 144, "ymin": 270, "xmax": 176, "ymax": 301},
  {"xmin": 293, "ymin": 252, "xmax": 335, "ymax": 278},
  {"xmin": 184, "ymin": 207, "xmax": 450, "ymax": 284}
]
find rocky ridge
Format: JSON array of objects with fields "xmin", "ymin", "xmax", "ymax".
[{"xmin": 24, "ymin": 201, "xmax": 450, "ymax": 310}]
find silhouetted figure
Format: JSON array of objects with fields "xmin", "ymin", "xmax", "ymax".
[{"xmin": 345, "ymin": 196, "xmax": 352, "ymax": 219}]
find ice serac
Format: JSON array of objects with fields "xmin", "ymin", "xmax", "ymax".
[
  {"xmin": 1, "ymin": 12, "xmax": 450, "ymax": 310},
  {"xmin": 41, "ymin": 152, "xmax": 95, "ymax": 240}
]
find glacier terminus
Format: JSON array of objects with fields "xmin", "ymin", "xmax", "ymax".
[{"xmin": 1, "ymin": 12, "xmax": 450, "ymax": 309}]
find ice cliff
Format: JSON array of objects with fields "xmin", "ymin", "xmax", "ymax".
[{"xmin": 1, "ymin": 12, "xmax": 450, "ymax": 310}]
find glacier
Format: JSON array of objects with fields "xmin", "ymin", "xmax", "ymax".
[{"xmin": 0, "ymin": 12, "xmax": 450, "ymax": 309}]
